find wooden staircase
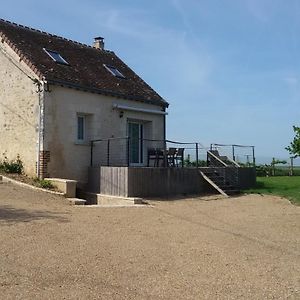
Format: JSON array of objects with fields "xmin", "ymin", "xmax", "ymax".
[
  {"xmin": 200, "ymin": 169, "xmax": 240, "ymax": 196},
  {"xmin": 201, "ymin": 150, "xmax": 240, "ymax": 197}
]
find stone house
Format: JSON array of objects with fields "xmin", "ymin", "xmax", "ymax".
[{"xmin": 0, "ymin": 19, "xmax": 168, "ymax": 185}]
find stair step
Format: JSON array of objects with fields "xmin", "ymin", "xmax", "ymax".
[
  {"xmin": 199, "ymin": 169, "xmax": 240, "ymax": 197},
  {"xmin": 205, "ymin": 179, "xmax": 239, "ymax": 193},
  {"xmin": 207, "ymin": 177, "xmax": 225, "ymax": 182},
  {"xmin": 204, "ymin": 178, "xmax": 227, "ymax": 184},
  {"xmin": 68, "ymin": 198, "xmax": 86, "ymax": 205},
  {"xmin": 202, "ymin": 171, "xmax": 221, "ymax": 175}
]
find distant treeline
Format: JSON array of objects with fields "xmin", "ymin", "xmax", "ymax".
[{"xmin": 256, "ymin": 165, "xmax": 300, "ymax": 177}]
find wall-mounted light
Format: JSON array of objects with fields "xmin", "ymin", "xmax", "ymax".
[{"xmin": 119, "ymin": 111, "xmax": 124, "ymax": 118}]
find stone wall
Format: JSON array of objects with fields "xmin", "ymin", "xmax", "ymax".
[{"xmin": 0, "ymin": 41, "xmax": 39, "ymax": 176}]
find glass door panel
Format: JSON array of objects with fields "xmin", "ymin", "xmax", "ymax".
[{"xmin": 128, "ymin": 122, "xmax": 143, "ymax": 164}]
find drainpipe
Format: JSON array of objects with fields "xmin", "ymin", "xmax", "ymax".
[{"xmin": 37, "ymin": 81, "xmax": 45, "ymax": 178}]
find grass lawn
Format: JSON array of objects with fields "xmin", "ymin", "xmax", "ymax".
[{"xmin": 245, "ymin": 176, "xmax": 300, "ymax": 205}]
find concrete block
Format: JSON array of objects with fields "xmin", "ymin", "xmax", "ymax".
[
  {"xmin": 68, "ymin": 198, "xmax": 86, "ymax": 205},
  {"xmin": 97, "ymin": 194, "xmax": 143, "ymax": 206},
  {"xmin": 76, "ymin": 190, "xmax": 97, "ymax": 205},
  {"xmin": 45, "ymin": 178, "xmax": 77, "ymax": 198}
]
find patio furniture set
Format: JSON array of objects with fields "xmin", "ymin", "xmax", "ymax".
[{"xmin": 147, "ymin": 147, "xmax": 184, "ymax": 167}]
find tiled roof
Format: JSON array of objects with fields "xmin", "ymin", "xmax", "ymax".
[{"xmin": 0, "ymin": 19, "xmax": 168, "ymax": 107}]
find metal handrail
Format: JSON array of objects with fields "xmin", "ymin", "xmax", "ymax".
[
  {"xmin": 90, "ymin": 137, "xmax": 251, "ymax": 176},
  {"xmin": 211, "ymin": 143, "xmax": 255, "ymax": 166},
  {"xmin": 211, "ymin": 143, "xmax": 255, "ymax": 148},
  {"xmin": 91, "ymin": 137, "xmax": 204, "ymax": 145},
  {"xmin": 225, "ymin": 156, "xmax": 241, "ymax": 167},
  {"xmin": 206, "ymin": 150, "xmax": 240, "ymax": 188},
  {"xmin": 207, "ymin": 150, "xmax": 228, "ymax": 167},
  {"xmin": 91, "ymin": 137, "xmax": 129, "ymax": 143}
]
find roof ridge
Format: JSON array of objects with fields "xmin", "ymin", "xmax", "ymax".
[{"xmin": 0, "ymin": 18, "xmax": 114, "ymax": 54}]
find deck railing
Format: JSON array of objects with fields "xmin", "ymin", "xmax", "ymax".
[
  {"xmin": 207, "ymin": 150, "xmax": 239, "ymax": 187},
  {"xmin": 90, "ymin": 137, "xmax": 255, "ymax": 171},
  {"xmin": 210, "ymin": 143, "xmax": 256, "ymax": 166},
  {"xmin": 90, "ymin": 137, "xmax": 208, "ymax": 168}
]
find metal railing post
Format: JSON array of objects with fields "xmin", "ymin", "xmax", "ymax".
[
  {"xmin": 107, "ymin": 139, "xmax": 110, "ymax": 166},
  {"xmin": 232, "ymin": 145, "xmax": 235, "ymax": 161},
  {"xmin": 90, "ymin": 141, "xmax": 94, "ymax": 167},
  {"xmin": 196, "ymin": 143, "xmax": 199, "ymax": 168},
  {"xmin": 206, "ymin": 151, "xmax": 209, "ymax": 167},
  {"xmin": 252, "ymin": 146, "xmax": 255, "ymax": 166}
]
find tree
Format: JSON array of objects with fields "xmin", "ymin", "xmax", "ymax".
[
  {"xmin": 286, "ymin": 126, "xmax": 300, "ymax": 158},
  {"xmin": 270, "ymin": 158, "xmax": 287, "ymax": 176}
]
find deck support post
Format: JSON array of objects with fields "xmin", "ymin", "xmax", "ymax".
[{"xmin": 252, "ymin": 146, "xmax": 255, "ymax": 166}]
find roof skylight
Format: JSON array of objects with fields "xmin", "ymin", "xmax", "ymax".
[
  {"xmin": 103, "ymin": 64, "xmax": 125, "ymax": 79},
  {"xmin": 43, "ymin": 48, "xmax": 69, "ymax": 65}
]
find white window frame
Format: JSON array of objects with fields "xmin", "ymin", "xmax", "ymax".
[
  {"xmin": 77, "ymin": 114, "xmax": 86, "ymax": 143},
  {"xmin": 43, "ymin": 48, "xmax": 69, "ymax": 65},
  {"xmin": 128, "ymin": 121, "xmax": 144, "ymax": 166},
  {"xmin": 103, "ymin": 64, "xmax": 125, "ymax": 79}
]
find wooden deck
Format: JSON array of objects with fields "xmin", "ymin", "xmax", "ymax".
[{"xmin": 87, "ymin": 166, "xmax": 256, "ymax": 198}]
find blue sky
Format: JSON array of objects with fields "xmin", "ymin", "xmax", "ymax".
[{"xmin": 2, "ymin": 0, "xmax": 300, "ymax": 162}]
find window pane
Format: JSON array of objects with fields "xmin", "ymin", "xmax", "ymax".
[
  {"xmin": 114, "ymin": 68, "xmax": 125, "ymax": 78},
  {"xmin": 77, "ymin": 116, "xmax": 84, "ymax": 140},
  {"xmin": 129, "ymin": 122, "xmax": 143, "ymax": 164},
  {"xmin": 103, "ymin": 64, "xmax": 125, "ymax": 79},
  {"xmin": 43, "ymin": 48, "xmax": 69, "ymax": 65}
]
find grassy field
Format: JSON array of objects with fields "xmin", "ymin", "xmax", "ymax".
[{"xmin": 245, "ymin": 176, "xmax": 300, "ymax": 205}]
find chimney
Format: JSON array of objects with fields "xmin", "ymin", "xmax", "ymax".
[{"xmin": 93, "ymin": 37, "xmax": 104, "ymax": 50}]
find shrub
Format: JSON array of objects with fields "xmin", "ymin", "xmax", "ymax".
[
  {"xmin": 0, "ymin": 155, "xmax": 23, "ymax": 174},
  {"xmin": 184, "ymin": 155, "xmax": 207, "ymax": 167},
  {"xmin": 39, "ymin": 179, "xmax": 53, "ymax": 189},
  {"xmin": 255, "ymin": 165, "xmax": 269, "ymax": 177},
  {"xmin": 33, "ymin": 178, "xmax": 53, "ymax": 189}
]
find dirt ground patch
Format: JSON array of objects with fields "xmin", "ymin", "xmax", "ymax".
[{"xmin": 0, "ymin": 181, "xmax": 299, "ymax": 299}]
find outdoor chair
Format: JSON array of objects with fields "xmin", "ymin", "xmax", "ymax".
[
  {"xmin": 147, "ymin": 148, "xmax": 157, "ymax": 167},
  {"xmin": 147, "ymin": 148, "xmax": 165, "ymax": 167},
  {"xmin": 175, "ymin": 148, "xmax": 184, "ymax": 167},
  {"xmin": 156, "ymin": 149, "xmax": 166, "ymax": 167},
  {"xmin": 167, "ymin": 148, "xmax": 177, "ymax": 167}
]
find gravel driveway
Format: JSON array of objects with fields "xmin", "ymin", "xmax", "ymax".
[{"xmin": 0, "ymin": 181, "xmax": 299, "ymax": 299}]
